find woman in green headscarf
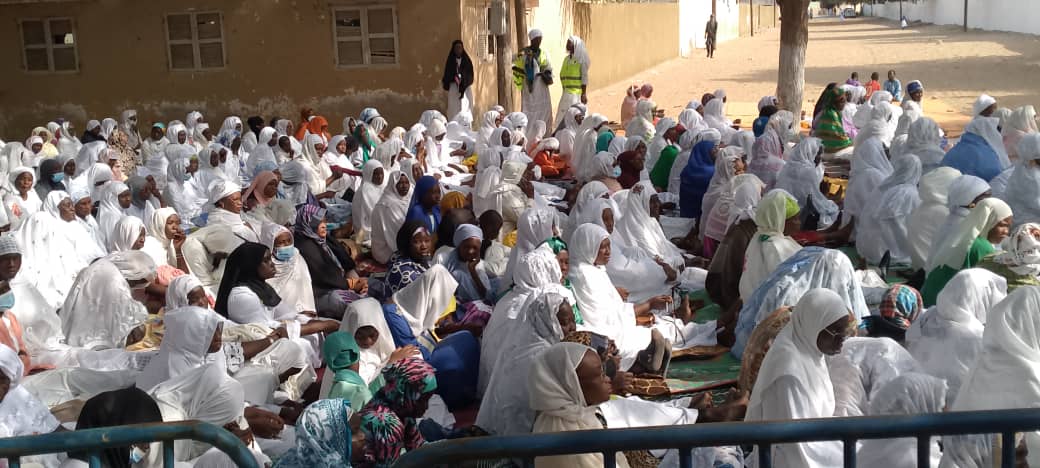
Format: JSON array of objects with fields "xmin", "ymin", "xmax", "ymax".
[
  {"xmin": 352, "ymin": 122, "xmax": 374, "ymax": 163},
  {"xmin": 322, "ymin": 331, "xmax": 373, "ymax": 411},
  {"xmin": 813, "ymin": 86, "xmax": 853, "ymax": 154}
]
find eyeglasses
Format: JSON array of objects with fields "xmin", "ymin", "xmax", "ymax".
[{"xmin": 821, "ymin": 326, "xmax": 848, "ymax": 339}]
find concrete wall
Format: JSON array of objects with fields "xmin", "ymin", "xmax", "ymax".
[
  {"xmin": 462, "ymin": 0, "xmax": 520, "ymax": 114},
  {"xmin": 864, "ymin": 0, "xmax": 1040, "ymax": 36},
  {"xmin": 525, "ymin": 0, "xmax": 577, "ymax": 118},
  {"xmin": 0, "ymin": 0, "xmax": 462, "ymax": 136},
  {"xmin": 574, "ymin": 1, "xmax": 679, "ymax": 89}
]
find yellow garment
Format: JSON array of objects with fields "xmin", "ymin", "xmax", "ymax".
[{"xmin": 503, "ymin": 229, "xmax": 518, "ymax": 248}]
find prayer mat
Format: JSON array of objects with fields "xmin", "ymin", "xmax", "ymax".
[{"xmin": 664, "ymin": 353, "xmax": 741, "ymax": 396}]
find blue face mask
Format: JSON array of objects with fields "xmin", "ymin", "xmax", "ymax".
[
  {"xmin": 273, "ymin": 246, "xmax": 296, "ymax": 262},
  {"xmin": 326, "ymin": 222, "xmax": 343, "ymax": 231},
  {"xmin": 50, "ymin": 173, "xmax": 64, "ymax": 184},
  {"xmin": 129, "ymin": 446, "xmax": 146, "ymax": 465},
  {"xmin": 612, "ymin": 166, "xmax": 622, "ymax": 178},
  {"xmin": 182, "ymin": 173, "xmax": 192, "ymax": 182},
  {"xmin": 0, "ymin": 291, "xmax": 14, "ymax": 311}
]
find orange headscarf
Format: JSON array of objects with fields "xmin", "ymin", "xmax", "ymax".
[
  {"xmin": 440, "ymin": 191, "xmax": 468, "ymax": 212},
  {"xmin": 306, "ymin": 116, "xmax": 331, "ymax": 143}
]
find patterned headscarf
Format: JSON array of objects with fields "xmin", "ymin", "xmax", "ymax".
[
  {"xmin": 879, "ymin": 285, "xmax": 924, "ymax": 330},
  {"xmin": 370, "ymin": 357, "xmax": 437, "ymax": 415},
  {"xmin": 360, "ymin": 357, "xmax": 437, "ymax": 464},
  {"xmin": 275, "ymin": 399, "xmax": 352, "ymax": 467}
]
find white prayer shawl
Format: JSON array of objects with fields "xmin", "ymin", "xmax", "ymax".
[
  {"xmin": 480, "ymin": 244, "xmax": 564, "ymax": 395},
  {"xmin": 905, "ymin": 117, "xmax": 946, "ymax": 172},
  {"xmin": 854, "ymin": 101, "xmax": 896, "ymax": 148},
  {"xmin": 705, "ymin": 174, "xmax": 765, "ymax": 244},
  {"xmin": 588, "ymin": 199, "xmax": 669, "ymax": 304},
  {"xmin": 74, "ymin": 141, "xmax": 106, "ymax": 178},
  {"xmin": 148, "ymin": 364, "xmax": 245, "ymax": 461},
  {"xmin": 746, "ymin": 289, "xmax": 847, "ymax": 468},
  {"xmin": 163, "ymin": 148, "xmax": 206, "ymax": 224},
  {"xmin": 60, "ymin": 251, "xmax": 154, "ymax": 350},
  {"xmin": 703, "ymin": 98, "xmax": 736, "ymax": 141},
  {"xmin": 501, "ymin": 207, "xmax": 558, "ymax": 294},
  {"xmin": 573, "ymin": 114, "xmax": 608, "ymax": 182},
  {"xmin": 677, "ymin": 108, "xmax": 708, "ymax": 151},
  {"xmin": 927, "ymin": 197, "xmax": 1011, "ymax": 272},
  {"xmin": 775, "ymin": 137, "xmax": 839, "ymax": 228},
  {"xmin": 352, "ymin": 160, "xmax": 386, "ymax": 243},
  {"xmin": 965, "ymin": 115, "xmax": 1011, "ymax": 170},
  {"xmin": 857, "ymin": 373, "xmax": 947, "ymax": 468},
  {"xmin": 394, "ymin": 264, "xmax": 458, "ymax": 336},
  {"xmin": 493, "ymin": 161, "xmax": 532, "ymax": 232},
  {"xmin": 844, "ymin": 137, "xmax": 893, "ymax": 221},
  {"xmin": 477, "ymin": 289, "xmax": 568, "ymax": 436},
  {"xmin": 0, "ymin": 345, "xmax": 60, "ymax": 441},
  {"xmin": 207, "ymin": 208, "xmax": 259, "ymax": 243},
  {"xmin": 144, "ymin": 207, "xmax": 179, "ymax": 267},
  {"xmin": 942, "ymin": 286, "xmax": 1040, "ymax": 468},
  {"xmin": 1003, "ymin": 134, "xmax": 1040, "ymax": 227},
  {"xmin": 929, "ymin": 175, "xmax": 991, "ymax": 266},
  {"xmin": 856, "ymin": 154, "xmax": 922, "ymax": 265},
  {"xmin": 95, "ymin": 181, "xmax": 128, "ymax": 251},
  {"xmin": 261, "ymin": 224, "xmax": 316, "ymax": 314},
  {"xmin": 906, "ymin": 269, "xmax": 1006, "ymax": 400},
  {"xmin": 136, "ymin": 306, "xmax": 223, "ymax": 391},
  {"xmin": 1003, "ymin": 105, "xmax": 1038, "ymax": 161},
  {"xmin": 907, "ymin": 167, "xmax": 961, "ymax": 270},
  {"xmin": 245, "ymin": 128, "xmax": 278, "ymax": 178},
  {"xmin": 556, "ymin": 108, "xmax": 582, "ymax": 160},
  {"xmin": 854, "ymin": 91, "xmax": 893, "ymax": 129},
  {"xmin": 738, "ymin": 189, "xmax": 802, "ymax": 300},
  {"xmin": 195, "ymin": 147, "xmax": 230, "ymax": 197},
  {"xmin": 748, "ymin": 111, "xmax": 794, "ymax": 189},
  {"xmin": 369, "ymin": 171, "xmax": 412, "ymax": 264},
  {"xmin": 326, "ymin": 298, "xmax": 396, "ymax": 392},
  {"xmin": 646, "ymin": 118, "xmax": 677, "ymax": 172},
  {"xmin": 616, "ymin": 181, "xmax": 684, "ymax": 266},
  {"xmin": 568, "ymin": 223, "xmax": 652, "ymax": 369},
  {"xmin": 108, "ymin": 215, "xmax": 146, "ymax": 252},
  {"xmin": 3, "ymin": 173, "xmax": 41, "ymax": 232},
  {"xmin": 625, "ymin": 100, "xmax": 655, "ymax": 143},
  {"xmin": 528, "ymin": 342, "xmax": 632, "ymax": 468}
]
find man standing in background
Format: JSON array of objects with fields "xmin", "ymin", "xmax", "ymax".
[
  {"xmin": 513, "ymin": 29, "xmax": 553, "ymax": 129},
  {"xmin": 705, "ymin": 15, "xmax": 718, "ymax": 59},
  {"xmin": 555, "ymin": 36, "xmax": 590, "ymax": 129}
]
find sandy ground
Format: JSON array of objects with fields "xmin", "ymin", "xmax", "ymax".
[{"xmin": 587, "ymin": 17, "xmax": 1040, "ymax": 136}]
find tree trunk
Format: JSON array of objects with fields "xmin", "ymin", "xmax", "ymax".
[
  {"xmin": 776, "ymin": 0, "xmax": 810, "ymax": 119},
  {"xmin": 496, "ymin": 34, "xmax": 514, "ymax": 111}
]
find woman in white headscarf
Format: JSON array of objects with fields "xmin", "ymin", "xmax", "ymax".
[
  {"xmin": 500, "ymin": 207, "xmax": 558, "ymax": 293},
  {"xmin": 677, "ymin": 108, "xmax": 707, "ymax": 150},
  {"xmin": 1002, "ymin": 134, "xmax": 1040, "ymax": 227},
  {"xmin": 889, "ymin": 109, "xmax": 920, "ymax": 159},
  {"xmin": 261, "ymin": 223, "xmax": 317, "ymax": 315},
  {"xmin": 370, "ymin": 170, "xmax": 413, "ymax": 264},
  {"xmin": 246, "ymin": 127, "xmax": 278, "ymax": 178},
  {"xmin": 906, "ymin": 268, "xmax": 1005, "ymax": 400},
  {"xmin": 699, "ymin": 146, "xmax": 744, "ymax": 243},
  {"xmin": 856, "ymin": 154, "xmax": 923, "ymax": 265},
  {"xmin": 479, "ymin": 289, "xmax": 572, "ymax": 436},
  {"xmin": 625, "ymin": 100, "xmax": 656, "ymax": 143},
  {"xmin": 922, "ymin": 197, "xmax": 1012, "ymax": 306},
  {"xmin": 95, "ymin": 181, "xmax": 129, "ymax": 250},
  {"xmin": 703, "ymin": 98, "xmax": 736, "ymax": 141},
  {"xmin": 745, "ymin": 288, "xmax": 850, "ymax": 468},
  {"xmin": 585, "ymin": 198, "xmax": 672, "ymax": 304},
  {"xmin": 205, "ymin": 179, "xmax": 259, "ymax": 242},
  {"xmin": 332, "ymin": 298, "xmax": 398, "ymax": 390},
  {"xmin": 703, "ymin": 174, "xmax": 765, "ymax": 249},
  {"xmin": 492, "ymin": 160, "xmax": 531, "ymax": 231},
  {"xmin": 774, "ymin": 137, "xmax": 839, "ymax": 229},
  {"xmin": 60, "ymin": 250, "xmax": 155, "ymax": 350},
  {"xmin": 163, "ymin": 146, "xmax": 205, "ymax": 224},
  {"xmin": 738, "ymin": 189, "xmax": 802, "ymax": 300},
  {"xmin": 616, "ymin": 181, "xmax": 686, "ymax": 267},
  {"xmin": 844, "ymin": 137, "xmax": 893, "ymax": 227},
  {"xmin": 573, "ymin": 114, "xmax": 609, "ymax": 182},
  {"xmin": 964, "ymin": 94, "xmax": 1011, "ymax": 170},
  {"xmin": 0, "ymin": 344, "xmax": 60, "ymax": 442},
  {"xmin": 108, "ymin": 215, "xmax": 148, "ymax": 252},
  {"xmin": 907, "ymin": 167, "xmax": 962, "ymax": 270},
  {"xmin": 195, "ymin": 146, "xmax": 230, "ymax": 196},
  {"xmin": 931, "ymin": 175, "xmax": 991, "ymax": 258},
  {"xmin": 3, "ymin": 167, "xmax": 41, "ymax": 231},
  {"xmin": 749, "ymin": 110, "xmax": 795, "ymax": 190},
  {"xmin": 940, "ymin": 286, "xmax": 1040, "ymax": 468},
  {"xmin": 856, "ymin": 373, "xmax": 947, "ymax": 468},
  {"xmin": 147, "ymin": 362, "xmax": 245, "ymax": 461},
  {"xmin": 136, "ymin": 304, "xmax": 223, "ymax": 391},
  {"xmin": 1003, "ymin": 105, "xmax": 1038, "ymax": 161},
  {"xmin": 556, "ymin": 107, "xmax": 582, "ymax": 160},
  {"xmin": 854, "ymin": 100, "xmax": 896, "ymax": 148},
  {"xmin": 352, "ymin": 160, "xmax": 386, "ymax": 247},
  {"xmin": 568, "ymin": 223, "xmax": 672, "ymax": 371},
  {"xmin": 976, "ymin": 222, "xmax": 1040, "ymax": 291},
  {"xmin": 528, "ymin": 341, "xmax": 632, "ymax": 468}
]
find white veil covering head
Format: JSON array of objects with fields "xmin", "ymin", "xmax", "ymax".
[
  {"xmin": 856, "ymin": 373, "xmax": 947, "ymax": 468},
  {"xmin": 96, "ymin": 181, "xmax": 129, "ymax": 249},
  {"xmin": 60, "ymin": 251, "xmax": 155, "ymax": 350},
  {"xmin": 854, "ymin": 101, "xmax": 896, "ymax": 148},
  {"xmin": 737, "ymin": 189, "xmax": 802, "ymax": 301},
  {"xmin": 0, "ymin": 344, "xmax": 59, "ymax": 438},
  {"xmin": 145, "ymin": 207, "xmax": 179, "ymax": 267},
  {"xmin": 927, "ymin": 197, "xmax": 1011, "ymax": 271},
  {"xmin": 844, "ymin": 137, "xmax": 893, "ymax": 220},
  {"xmin": 528, "ymin": 342, "xmax": 630, "ymax": 468},
  {"xmin": 341, "ymin": 298, "xmax": 395, "ymax": 385},
  {"xmin": 903, "ymin": 117, "xmax": 945, "ymax": 170},
  {"xmin": 906, "ymin": 268, "xmax": 1006, "ymax": 400},
  {"xmin": 616, "ymin": 181, "xmax": 683, "ymax": 262},
  {"xmin": 965, "ymin": 94, "xmax": 1010, "ymax": 169},
  {"xmin": 136, "ymin": 305, "xmax": 223, "ymax": 391},
  {"xmin": 728, "ymin": 173, "xmax": 766, "ymax": 226},
  {"xmin": 774, "ymin": 137, "xmax": 839, "ymax": 228},
  {"xmin": 907, "ymin": 167, "xmax": 961, "ymax": 270},
  {"xmin": 352, "ymin": 160, "xmax": 386, "ymax": 235},
  {"xmin": 261, "ymin": 223, "xmax": 315, "ymax": 314},
  {"xmin": 165, "ymin": 274, "xmax": 204, "ymax": 310},
  {"xmin": 1004, "ymin": 105, "xmax": 1038, "ymax": 160},
  {"xmin": 394, "ymin": 264, "xmax": 459, "ymax": 336},
  {"xmin": 869, "ymin": 153, "xmax": 922, "ymax": 220},
  {"xmin": 501, "ymin": 207, "xmax": 558, "ymax": 292},
  {"xmin": 1004, "ymin": 133, "xmax": 1040, "ymax": 226},
  {"xmin": 745, "ymin": 289, "xmax": 848, "ymax": 465},
  {"xmin": 943, "ymin": 286, "xmax": 1040, "ymax": 468},
  {"xmin": 990, "ymin": 222, "xmax": 1040, "ymax": 276},
  {"xmin": 369, "ymin": 170, "xmax": 413, "ymax": 264},
  {"xmin": 109, "ymin": 215, "xmax": 146, "ymax": 252},
  {"xmin": 574, "ymin": 114, "xmax": 609, "ymax": 182},
  {"xmin": 477, "ymin": 288, "xmax": 569, "ymax": 436}
]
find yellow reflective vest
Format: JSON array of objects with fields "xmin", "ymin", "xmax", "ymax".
[
  {"xmin": 560, "ymin": 56, "xmax": 584, "ymax": 95},
  {"xmin": 512, "ymin": 48, "xmax": 550, "ymax": 91}
]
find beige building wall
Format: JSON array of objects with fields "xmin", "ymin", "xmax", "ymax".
[
  {"xmin": 0, "ymin": 0, "xmax": 463, "ymax": 136},
  {"xmin": 575, "ymin": 2, "xmax": 680, "ymax": 91}
]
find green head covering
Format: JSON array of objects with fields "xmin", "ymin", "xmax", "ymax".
[
  {"xmin": 544, "ymin": 236, "xmax": 568, "ymax": 254},
  {"xmin": 784, "ymin": 197, "xmax": 800, "ymax": 219},
  {"xmin": 322, "ymin": 331, "xmax": 360, "ymax": 373}
]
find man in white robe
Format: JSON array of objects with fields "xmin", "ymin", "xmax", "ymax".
[{"xmin": 514, "ymin": 29, "xmax": 553, "ymax": 130}]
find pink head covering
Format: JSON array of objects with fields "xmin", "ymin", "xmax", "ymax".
[{"xmin": 245, "ymin": 171, "xmax": 278, "ymax": 206}]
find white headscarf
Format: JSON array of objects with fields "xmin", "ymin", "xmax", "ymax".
[
  {"xmin": 96, "ymin": 181, "xmax": 129, "ymax": 250},
  {"xmin": 0, "ymin": 344, "xmax": 59, "ymax": 438},
  {"xmin": 624, "ymin": 101, "xmax": 656, "ymax": 144},
  {"xmin": 856, "ymin": 154, "xmax": 922, "ymax": 264},
  {"xmin": 989, "ymin": 222, "xmax": 1040, "ymax": 276},
  {"xmin": 943, "ymin": 286, "xmax": 1040, "ymax": 468},
  {"xmin": 702, "ymin": 98, "xmax": 733, "ymax": 138},
  {"xmin": 109, "ymin": 215, "xmax": 146, "ymax": 252},
  {"xmin": 729, "ymin": 173, "xmax": 766, "ymax": 226},
  {"xmin": 574, "ymin": 114, "xmax": 609, "ymax": 182},
  {"xmin": 907, "ymin": 167, "xmax": 961, "ymax": 270},
  {"xmin": 774, "ymin": 137, "xmax": 839, "ymax": 228},
  {"xmin": 352, "ymin": 160, "xmax": 386, "ymax": 235},
  {"xmin": 1004, "ymin": 105, "xmax": 1038, "ymax": 160},
  {"xmin": 857, "ymin": 373, "xmax": 947, "ymax": 468},
  {"xmin": 342, "ymin": 298, "xmax": 396, "ymax": 385},
  {"xmin": 748, "ymin": 111, "xmax": 794, "ymax": 188},
  {"xmin": 614, "ymin": 181, "xmax": 683, "ymax": 262},
  {"xmin": 845, "ymin": 137, "xmax": 893, "ymax": 220},
  {"xmin": 903, "ymin": 117, "xmax": 946, "ymax": 170},
  {"xmin": 677, "ymin": 108, "xmax": 708, "ymax": 150},
  {"xmin": 502, "ymin": 207, "xmax": 558, "ymax": 292},
  {"xmin": 137, "ymin": 306, "xmax": 223, "ymax": 391},
  {"xmin": 927, "ymin": 197, "xmax": 1011, "ymax": 271},
  {"xmin": 746, "ymin": 289, "xmax": 848, "ymax": 467},
  {"xmin": 907, "ymin": 268, "xmax": 1005, "ymax": 401},
  {"xmin": 60, "ymin": 251, "xmax": 155, "ymax": 350},
  {"xmin": 965, "ymin": 94, "xmax": 1010, "ymax": 169},
  {"xmin": 261, "ymin": 223, "xmax": 316, "ymax": 314},
  {"xmin": 930, "ymin": 174, "xmax": 991, "ymax": 264},
  {"xmin": 370, "ymin": 171, "xmax": 413, "ymax": 264},
  {"xmin": 1003, "ymin": 133, "xmax": 1040, "ymax": 226},
  {"xmin": 394, "ymin": 264, "xmax": 458, "ymax": 336},
  {"xmin": 700, "ymin": 147, "xmax": 743, "ymax": 236},
  {"xmin": 854, "ymin": 101, "xmax": 896, "ymax": 148}
]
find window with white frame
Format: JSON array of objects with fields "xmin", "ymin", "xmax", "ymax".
[
  {"xmin": 165, "ymin": 11, "xmax": 225, "ymax": 70},
  {"xmin": 481, "ymin": 6, "xmax": 496, "ymax": 62},
  {"xmin": 332, "ymin": 6, "xmax": 399, "ymax": 67},
  {"xmin": 19, "ymin": 17, "xmax": 78, "ymax": 72}
]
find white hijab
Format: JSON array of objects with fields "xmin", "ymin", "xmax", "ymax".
[
  {"xmin": 574, "ymin": 114, "xmax": 609, "ymax": 182},
  {"xmin": 60, "ymin": 251, "xmax": 154, "ymax": 350},
  {"xmin": 96, "ymin": 181, "xmax": 129, "ymax": 251},
  {"xmin": 0, "ymin": 344, "xmax": 59, "ymax": 438},
  {"xmin": 907, "ymin": 167, "xmax": 962, "ymax": 270},
  {"xmin": 352, "ymin": 160, "xmax": 386, "ymax": 234},
  {"xmin": 774, "ymin": 137, "xmax": 839, "ymax": 228},
  {"xmin": 930, "ymin": 175, "xmax": 991, "ymax": 264},
  {"xmin": 857, "ymin": 373, "xmax": 947, "ymax": 468},
  {"xmin": 369, "ymin": 170, "xmax": 412, "ymax": 264},
  {"xmin": 616, "ymin": 181, "xmax": 684, "ymax": 262},
  {"xmin": 394, "ymin": 264, "xmax": 458, "ymax": 336},
  {"xmin": 261, "ymin": 223, "xmax": 316, "ymax": 314},
  {"xmin": 342, "ymin": 298, "xmax": 396, "ymax": 385},
  {"xmin": 137, "ymin": 306, "xmax": 223, "ymax": 391},
  {"xmin": 1003, "ymin": 134, "xmax": 1040, "ymax": 226},
  {"xmin": 844, "ymin": 137, "xmax": 893, "ymax": 220},
  {"xmin": 502, "ymin": 207, "xmax": 558, "ymax": 292},
  {"xmin": 926, "ymin": 197, "xmax": 1011, "ymax": 271},
  {"xmin": 964, "ymin": 94, "xmax": 1010, "ymax": 169},
  {"xmin": 108, "ymin": 215, "xmax": 147, "ymax": 252},
  {"xmin": 854, "ymin": 101, "xmax": 896, "ymax": 148},
  {"xmin": 746, "ymin": 289, "xmax": 848, "ymax": 468},
  {"xmin": 904, "ymin": 117, "xmax": 946, "ymax": 171}
]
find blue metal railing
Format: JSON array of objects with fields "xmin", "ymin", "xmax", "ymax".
[
  {"xmin": 395, "ymin": 408, "xmax": 1040, "ymax": 468},
  {"xmin": 0, "ymin": 421, "xmax": 259, "ymax": 468}
]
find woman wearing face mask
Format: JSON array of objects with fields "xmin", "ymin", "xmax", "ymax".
[
  {"xmin": 35, "ymin": 159, "xmax": 66, "ymax": 201},
  {"xmin": 60, "ymin": 250, "xmax": 156, "ymax": 350},
  {"xmin": 61, "ymin": 387, "xmax": 164, "ymax": 468},
  {"xmin": 293, "ymin": 205, "xmax": 366, "ymax": 320},
  {"xmin": 744, "ymin": 289, "xmax": 852, "ymax": 467}
]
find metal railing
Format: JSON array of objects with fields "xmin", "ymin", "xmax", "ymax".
[
  {"xmin": 0, "ymin": 421, "xmax": 259, "ymax": 468},
  {"xmin": 395, "ymin": 408, "xmax": 1040, "ymax": 468}
]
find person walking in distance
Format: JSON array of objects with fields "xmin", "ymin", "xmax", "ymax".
[{"xmin": 705, "ymin": 15, "xmax": 718, "ymax": 59}]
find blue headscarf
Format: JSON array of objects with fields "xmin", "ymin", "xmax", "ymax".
[
  {"xmin": 679, "ymin": 140, "xmax": 718, "ymax": 218},
  {"xmin": 274, "ymin": 399, "xmax": 352, "ymax": 467},
  {"xmin": 941, "ymin": 132, "xmax": 1002, "ymax": 182},
  {"xmin": 406, "ymin": 175, "xmax": 442, "ymax": 234}
]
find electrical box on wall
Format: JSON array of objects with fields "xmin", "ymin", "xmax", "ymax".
[{"xmin": 489, "ymin": 0, "xmax": 508, "ymax": 35}]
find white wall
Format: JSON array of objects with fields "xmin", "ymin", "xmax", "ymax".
[
  {"xmin": 527, "ymin": 0, "xmax": 577, "ymax": 117},
  {"xmin": 679, "ymin": 0, "xmax": 740, "ymax": 57},
  {"xmin": 864, "ymin": 0, "xmax": 1040, "ymax": 36}
]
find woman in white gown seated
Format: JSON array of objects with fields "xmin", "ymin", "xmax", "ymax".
[{"xmin": 60, "ymin": 250, "xmax": 155, "ymax": 350}]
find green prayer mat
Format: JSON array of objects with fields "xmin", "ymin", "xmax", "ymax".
[{"xmin": 660, "ymin": 291, "xmax": 740, "ymax": 396}]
